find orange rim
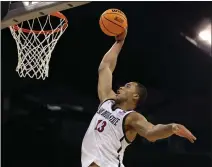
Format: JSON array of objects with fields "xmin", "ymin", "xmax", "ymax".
[{"xmin": 11, "ymin": 12, "xmax": 68, "ymax": 34}]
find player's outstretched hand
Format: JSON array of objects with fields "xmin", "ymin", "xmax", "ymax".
[
  {"xmin": 172, "ymin": 124, "xmax": 197, "ymax": 143},
  {"xmin": 115, "ymin": 29, "xmax": 127, "ymax": 42}
]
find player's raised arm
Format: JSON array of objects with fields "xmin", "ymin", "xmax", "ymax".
[
  {"xmin": 98, "ymin": 30, "xmax": 127, "ymax": 102},
  {"xmin": 126, "ymin": 112, "xmax": 196, "ymax": 143}
]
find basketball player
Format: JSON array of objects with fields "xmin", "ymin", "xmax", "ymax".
[{"xmin": 81, "ymin": 30, "xmax": 196, "ymax": 167}]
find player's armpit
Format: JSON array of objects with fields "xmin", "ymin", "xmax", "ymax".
[{"xmin": 98, "ymin": 67, "xmax": 116, "ymax": 102}]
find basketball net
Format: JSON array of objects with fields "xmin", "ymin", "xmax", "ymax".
[{"xmin": 9, "ymin": 12, "xmax": 68, "ymax": 80}]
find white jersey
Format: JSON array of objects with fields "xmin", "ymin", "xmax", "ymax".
[{"xmin": 81, "ymin": 99, "xmax": 135, "ymax": 167}]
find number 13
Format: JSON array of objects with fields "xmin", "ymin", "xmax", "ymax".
[{"xmin": 95, "ymin": 120, "xmax": 107, "ymax": 132}]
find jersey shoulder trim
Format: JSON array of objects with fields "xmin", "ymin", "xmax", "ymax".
[{"xmin": 98, "ymin": 98, "xmax": 115, "ymax": 110}]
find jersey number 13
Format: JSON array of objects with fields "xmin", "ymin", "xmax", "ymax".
[{"xmin": 95, "ymin": 120, "xmax": 107, "ymax": 132}]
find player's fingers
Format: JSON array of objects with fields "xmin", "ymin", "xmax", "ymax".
[
  {"xmin": 181, "ymin": 132, "xmax": 194, "ymax": 143},
  {"xmin": 190, "ymin": 134, "xmax": 197, "ymax": 141},
  {"xmin": 188, "ymin": 137, "xmax": 194, "ymax": 143},
  {"xmin": 184, "ymin": 129, "xmax": 197, "ymax": 140},
  {"xmin": 190, "ymin": 134, "xmax": 197, "ymax": 140},
  {"xmin": 189, "ymin": 135, "xmax": 196, "ymax": 143},
  {"xmin": 178, "ymin": 131, "xmax": 195, "ymax": 142},
  {"xmin": 184, "ymin": 133, "xmax": 196, "ymax": 143},
  {"xmin": 181, "ymin": 127, "xmax": 196, "ymax": 139}
]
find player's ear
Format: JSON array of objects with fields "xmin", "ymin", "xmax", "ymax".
[{"xmin": 133, "ymin": 93, "xmax": 139, "ymax": 100}]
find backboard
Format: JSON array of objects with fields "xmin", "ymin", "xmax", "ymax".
[{"xmin": 1, "ymin": 1, "xmax": 91, "ymax": 29}]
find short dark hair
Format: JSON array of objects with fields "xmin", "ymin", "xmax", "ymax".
[{"xmin": 135, "ymin": 82, "xmax": 147, "ymax": 106}]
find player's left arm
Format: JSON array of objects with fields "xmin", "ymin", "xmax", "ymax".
[{"xmin": 127, "ymin": 112, "xmax": 196, "ymax": 143}]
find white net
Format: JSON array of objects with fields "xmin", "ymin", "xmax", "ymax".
[{"xmin": 9, "ymin": 12, "xmax": 68, "ymax": 80}]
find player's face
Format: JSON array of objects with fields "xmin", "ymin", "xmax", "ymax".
[{"xmin": 116, "ymin": 82, "xmax": 138, "ymax": 102}]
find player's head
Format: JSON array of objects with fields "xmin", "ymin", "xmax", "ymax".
[{"xmin": 116, "ymin": 82, "xmax": 147, "ymax": 108}]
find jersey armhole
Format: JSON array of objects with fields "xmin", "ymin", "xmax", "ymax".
[{"xmin": 122, "ymin": 112, "xmax": 134, "ymax": 144}]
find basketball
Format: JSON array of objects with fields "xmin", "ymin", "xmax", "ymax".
[{"xmin": 99, "ymin": 9, "xmax": 128, "ymax": 36}]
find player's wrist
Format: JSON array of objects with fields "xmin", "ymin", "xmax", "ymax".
[
  {"xmin": 115, "ymin": 37, "xmax": 126, "ymax": 43},
  {"xmin": 115, "ymin": 39, "xmax": 125, "ymax": 45},
  {"xmin": 171, "ymin": 123, "xmax": 179, "ymax": 134},
  {"xmin": 115, "ymin": 29, "xmax": 127, "ymax": 42}
]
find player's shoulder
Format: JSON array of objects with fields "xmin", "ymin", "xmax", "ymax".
[
  {"xmin": 125, "ymin": 111, "xmax": 148, "ymax": 124},
  {"xmin": 98, "ymin": 98, "xmax": 116, "ymax": 109}
]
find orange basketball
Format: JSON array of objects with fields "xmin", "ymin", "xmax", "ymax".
[{"xmin": 99, "ymin": 9, "xmax": 128, "ymax": 36}]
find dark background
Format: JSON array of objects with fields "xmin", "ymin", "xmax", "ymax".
[{"xmin": 2, "ymin": 2, "xmax": 212, "ymax": 167}]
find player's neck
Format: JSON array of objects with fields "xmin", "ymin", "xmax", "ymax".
[{"xmin": 115, "ymin": 101, "xmax": 135, "ymax": 111}]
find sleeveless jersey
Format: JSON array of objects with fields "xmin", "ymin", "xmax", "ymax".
[{"xmin": 81, "ymin": 99, "xmax": 135, "ymax": 167}]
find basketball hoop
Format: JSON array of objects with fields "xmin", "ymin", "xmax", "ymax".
[{"xmin": 9, "ymin": 12, "xmax": 68, "ymax": 80}]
